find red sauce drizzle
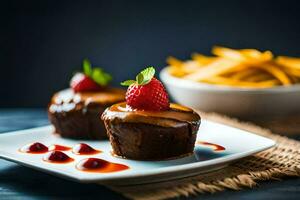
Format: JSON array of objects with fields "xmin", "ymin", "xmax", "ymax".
[
  {"xmin": 196, "ymin": 141, "xmax": 225, "ymax": 152},
  {"xmin": 19, "ymin": 142, "xmax": 49, "ymax": 154},
  {"xmin": 72, "ymin": 143, "xmax": 101, "ymax": 155},
  {"xmin": 48, "ymin": 144, "xmax": 72, "ymax": 151},
  {"xmin": 76, "ymin": 158, "xmax": 129, "ymax": 173},
  {"xmin": 43, "ymin": 151, "xmax": 74, "ymax": 163}
]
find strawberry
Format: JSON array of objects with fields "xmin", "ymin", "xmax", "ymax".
[
  {"xmin": 70, "ymin": 73, "xmax": 101, "ymax": 92},
  {"xmin": 121, "ymin": 67, "xmax": 169, "ymax": 111},
  {"xmin": 70, "ymin": 59, "xmax": 112, "ymax": 92}
]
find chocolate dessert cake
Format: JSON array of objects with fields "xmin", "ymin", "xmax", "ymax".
[
  {"xmin": 48, "ymin": 88, "xmax": 124, "ymax": 139},
  {"xmin": 102, "ymin": 102, "xmax": 201, "ymax": 160},
  {"xmin": 48, "ymin": 59, "xmax": 125, "ymax": 139},
  {"xmin": 101, "ymin": 67, "xmax": 201, "ymax": 160}
]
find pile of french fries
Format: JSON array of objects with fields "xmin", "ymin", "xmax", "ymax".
[{"xmin": 167, "ymin": 46, "xmax": 300, "ymax": 88}]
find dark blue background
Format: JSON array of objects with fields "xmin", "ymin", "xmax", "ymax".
[{"xmin": 1, "ymin": 0, "xmax": 300, "ymax": 107}]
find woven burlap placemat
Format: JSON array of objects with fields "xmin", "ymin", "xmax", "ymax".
[{"xmin": 108, "ymin": 112, "xmax": 300, "ymax": 200}]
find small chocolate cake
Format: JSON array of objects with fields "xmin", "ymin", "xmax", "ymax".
[
  {"xmin": 102, "ymin": 102, "xmax": 201, "ymax": 160},
  {"xmin": 48, "ymin": 88, "xmax": 125, "ymax": 139}
]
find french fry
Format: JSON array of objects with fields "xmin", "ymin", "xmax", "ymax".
[
  {"xmin": 276, "ymin": 56, "xmax": 300, "ymax": 70},
  {"xmin": 287, "ymin": 74, "xmax": 299, "ymax": 84},
  {"xmin": 256, "ymin": 64, "xmax": 291, "ymax": 85},
  {"xmin": 166, "ymin": 56, "xmax": 183, "ymax": 67},
  {"xmin": 168, "ymin": 60, "xmax": 202, "ymax": 77},
  {"xmin": 168, "ymin": 66, "xmax": 186, "ymax": 77},
  {"xmin": 239, "ymin": 49, "xmax": 262, "ymax": 58},
  {"xmin": 240, "ymin": 49, "xmax": 273, "ymax": 62},
  {"xmin": 167, "ymin": 46, "xmax": 299, "ymax": 88},
  {"xmin": 230, "ymin": 68, "xmax": 260, "ymax": 80},
  {"xmin": 191, "ymin": 53, "xmax": 216, "ymax": 65},
  {"xmin": 183, "ymin": 61, "xmax": 203, "ymax": 73},
  {"xmin": 245, "ymin": 72, "xmax": 273, "ymax": 82},
  {"xmin": 213, "ymin": 46, "xmax": 273, "ymax": 65},
  {"xmin": 166, "ymin": 57, "xmax": 185, "ymax": 77},
  {"xmin": 212, "ymin": 46, "xmax": 246, "ymax": 61},
  {"xmin": 184, "ymin": 58, "xmax": 241, "ymax": 81},
  {"xmin": 202, "ymin": 76, "xmax": 279, "ymax": 88},
  {"xmin": 282, "ymin": 67, "xmax": 300, "ymax": 78}
]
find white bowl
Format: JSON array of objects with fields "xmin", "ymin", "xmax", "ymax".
[{"xmin": 160, "ymin": 67, "xmax": 300, "ymax": 117}]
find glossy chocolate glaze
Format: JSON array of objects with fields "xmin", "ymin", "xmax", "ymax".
[
  {"xmin": 102, "ymin": 102, "xmax": 201, "ymax": 129},
  {"xmin": 49, "ymin": 88, "xmax": 125, "ymax": 113}
]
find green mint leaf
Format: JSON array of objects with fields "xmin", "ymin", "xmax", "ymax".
[
  {"xmin": 83, "ymin": 59, "xmax": 92, "ymax": 76},
  {"xmin": 91, "ymin": 68, "xmax": 112, "ymax": 86},
  {"xmin": 136, "ymin": 73, "xmax": 144, "ymax": 85},
  {"xmin": 139, "ymin": 66, "xmax": 155, "ymax": 85},
  {"xmin": 78, "ymin": 59, "xmax": 112, "ymax": 87},
  {"xmin": 121, "ymin": 80, "xmax": 136, "ymax": 86},
  {"xmin": 141, "ymin": 67, "xmax": 155, "ymax": 79},
  {"xmin": 121, "ymin": 66, "xmax": 156, "ymax": 87}
]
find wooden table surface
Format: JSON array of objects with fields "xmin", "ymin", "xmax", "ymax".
[{"xmin": 0, "ymin": 109, "xmax": 300, "ymax": 200}]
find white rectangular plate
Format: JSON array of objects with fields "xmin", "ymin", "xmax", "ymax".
[{"xmin": 0, "ymin": 120, "xmax": 275, "ymax": 185}]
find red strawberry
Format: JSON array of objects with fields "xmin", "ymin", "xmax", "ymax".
[
  {"xmin": 121, "ymin": 67, "xmax": 169, "ymax": 111},
  {"xmin": 70, "ymin": 73, "xmax": 102, "ymax": 92},
  {"xmin": 70, "ymin": 59, "xmax": 112, "ymax": 92}
]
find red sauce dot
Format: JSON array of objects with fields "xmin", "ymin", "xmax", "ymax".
[
  {"xmin": 72, "ymin": 143, "xmax": 101, "ymax": 155},
  {"xmin": 20, "ymin": 142, "xmax": 48, "ymax": 154},
  {"xmin": 76, "ymin": 158, "xmax": 129, "ymax": 173},
  {"xmin": 82, "ymin": 158, "xmax": 108, "ymax": 169},
  {"xmin": 43, "ymin": 151, "xmax": 74, "ymax": 163},
  {"xmin": 196, "ymin": 141, "xmax": 226, "ymax": 152}
]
